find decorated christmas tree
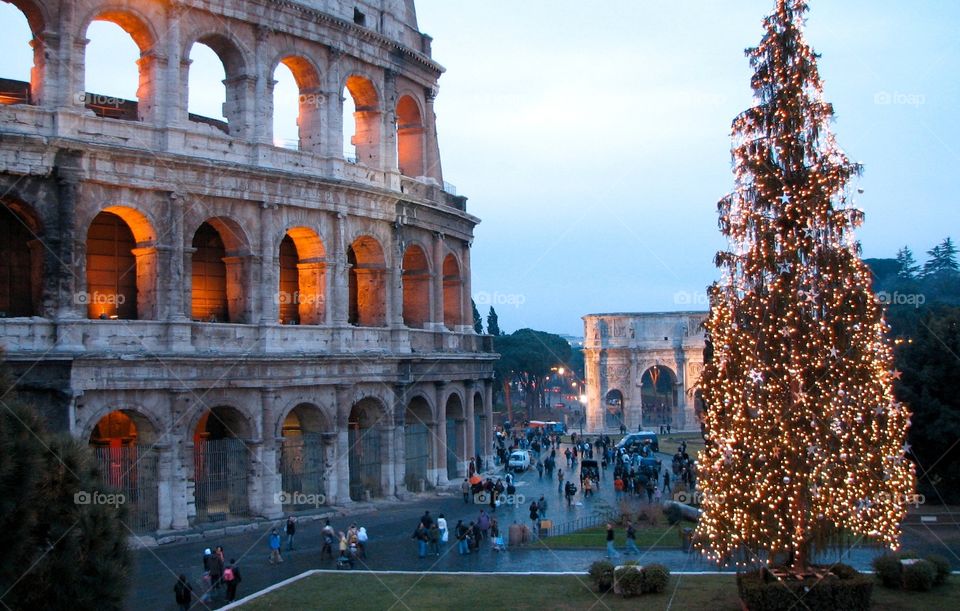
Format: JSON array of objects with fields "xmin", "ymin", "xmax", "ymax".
[{"xmin": 694, "ymin": 0, "xmax": 915, "ymax": 571}]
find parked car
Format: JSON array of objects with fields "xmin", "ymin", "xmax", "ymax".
[
  {"xmin": 616, "ymin": 431, "xmax": 659, "ymax": 453},
  {"xmin": 508, "ymin": 450, "xmax": 531, "ymax": 472}
]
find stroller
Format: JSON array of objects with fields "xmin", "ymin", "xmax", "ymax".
[{"xmin": 336, "ymin": 545, "xmax": 356, "ymax": 570}]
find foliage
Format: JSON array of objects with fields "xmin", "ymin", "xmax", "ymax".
[
  {"xmin": 614, "ymin": 566, "xmax": 644, "ymax": 597},
  {"xmin": 925, "ymin": 554, "xmax": 951, "ymax": 586},
  {"xmin": 872, "ymin": 553, "xmax": 904, "ymax": 588},
  {"xmin": 588, "ymin": 560, "xmax": 614, "ymax": 592},
  {"xmin": 640, "ymin": 564, "xmax": 670, "ymax": 594},
  {"xmin": 486, "ymin": 307, "xmax": 501, "ymax": 336},
  {"xmin": 902, "ymin": 560, "xmax": 936, "ymax": 592},
  {"xmin": 471, "ymin": 299, "xmax": 484, "ymax": 334},
  {"xmin": 492, "ymin": 328, "xmax": 572, "ymax": 417},
  {"xmin": 0, "ymin": 370, "xmax": 131, "ymax": 610},
  {"xmin": 737, "ymin": 567, "xmax": 871, "ymax": 611}
]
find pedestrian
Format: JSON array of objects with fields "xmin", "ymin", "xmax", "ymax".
[
  {"xmin": 321, "ymin": 519, "xmax": 335, "ymax": 559},
  {"xmin": 268, "ymin": 528, "xmax": 283, "ymax": 564},
  {"xmin": 412, "ymin": 522, "xmax": 429, "ymax": 558},
  {"xmin": 625, "ymin": 521, "xmax": 640, "ymax": 555},
  {"xmin": 455, "ymin": 520, "xmax": 469, "ymax": 555},
  {"xmin": 538, "ymin": 495, "xmax": 547, "ymax": 518},
  {"xmin": 469, "ymin": 521, "xmax": 482, "ymax": 552},
  {"xmin": 285, "ymin": 515, "xmax": 297, "ymax": 550},
  {"xmin": 662, "ymin": 470, "xmax": 671, "ymax": 493},
  {"xmin": 606, "ymin": 523, "xmax": 619, "ymax": 559},
  {"xmin": 428, "ymin": 522, "xmax": 441, "ymax": 556},
  {"xmin": 437, "ymin": 513, "xmax": 448, "ymax": 545},
  {"xmin": 173, "ymin": 574, "xmax": 193, "ymax": 611},
  {"xmin": 357, "ymin": 526, "xmax": 368, "ymax": 558},
  {"xmin": 210, "ymin": 546, "xmax": 224, "ymax": 592},
  {"xmin": 529, "ymin": 500, "xmax": 539, "ymax": 534},
  {"xmin": 536, "ymin": 461, "xmax": 544, "ymax": 479},
  {"xmin": 565, "ymin": 480, "xmax": 577, "ymax": 506},
  {"xmin": 461, "ymin": 478, "xmax": 471, "ymax": 503},
  {"xmin": 223, "ymin": 558, "xmax": 242, "ymax": 602},
  {"xmin": 420, "ymin": 510, "xmax": 433, "ymax": 528},
  {"xmin": 469, "ymin": 457, "xmax": 476, "ymax": 476},
  {"xmin": 557, "ymin": 468, "xmax": 564, "ymax": 492},
  {"xmin": 583, "ymin": 476, "xmax": 593, "ymax": 498},
  {"xmin": 338, "ymin": 532, "xmax": 354, "ymax": 568},
  {"xmin": 478, "ymin": 509, "xmax": 491, "ymax": 540}
]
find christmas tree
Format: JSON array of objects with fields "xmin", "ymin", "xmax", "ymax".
[{"xmin": 695, "ymin": 0, "xmax": 915, "ymax": 571}]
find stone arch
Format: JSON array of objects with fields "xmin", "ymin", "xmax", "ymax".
[
  {"xmin": 272, "ymin": 53, "xmax": 324, "ymax": 151},
  {"xmin": 87, "ymin": 406, "xmax": 160, "ymax": 531},
  {"xmin": 85, "ymin": 206, "xmax": 158, "ymax": 320},
  {"xmin": 403, "ymin": 394, "xmax": 433, "ymax": 492},
  {"xmin": 442, "ymin": 252, "xmax": 462, "ymax": 330},
  {"xmin": 348, "ymin": 396, "xmax": 388, "ymax": 501},
  {"xmin": 604, "ymin": 388, "xmax": 625, "ymax": 430},
  {"xmin": 80, "ymin": 6, "xmax": 159, "ymax": 121},
  {"xmin": 192, "ymin": 404, "xmax": 255, "ymax": 522},
  {"xmin": 191, "ymin": 217, "xmax": 252, "ymax": 323},
  {"xmin": 401, "ymin": 242, "xmax": 430, "ymax": 328},
  {"xmin": 640, "ymin": 365, "xmax": 678, "ymax": 429},
  {"xmin": 278, "ymin": 227, "xmax": 327, "ymax": 325},
  {"xmin": 342, "ymin": 73, "xmax": 382, "ymax": 166},
  {"xmin": 185, "ymin": 31, "xmax": 251, "ymax": 134},
  {"xmin": 443, "ymin": 391, "xmax": 465, "ymax": 480},
  {"xmin": 0, "ymin": 199, "xmax": 44, "ymax": 317},
  {"xmin": 396, "ymin": 93, "xmax": 425, "ymax": 177},
  {"xmin": 0, "ymin": 0, "xmax": 45, "ymax": 104},
  {"xmin": 278, "ymin": 402, "xmax": 331, "ymax": 509},
  {"xmin": 347, "ymin": 234, "xmax": 386, "ymax": 327}
]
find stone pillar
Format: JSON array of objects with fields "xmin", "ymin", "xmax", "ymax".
[
  {"xmin": 297, "ymin": 260, "xmax": 327, "ymax": 324},
  {"xmin": 298, "ymin": 86, "xmax": 325, "ymax": 152},
  {"xmin": 30, "ymin": 30, "xmax": 55, "ymax": 107},
  {"xmin": 223, "ymin": 74, "xmax": 257, "ymax": 139},
  {"xmin": 382, "ymin": 69, "xmax": 399, "ymax": 184},
  {"xmin": 430, "ymin": 232, "xmax": 444, "ymax": 330},
  {"xmin": 321, "ymin": 432, "xmax": 339, "ymax": 504},
  {"xmin": 585, "ymin": 349, "xmax": 604, "ymax": 433},
  {"xmin": 259, "ymin": 203, "xmax": 279, "ymax": 324},
  {"xmin": 434, "ymin": 382, "xmax": 448, "ymax": 486},
  {"xmin": 334, "ymin": 384, "xmax": 354, "ymax": 504},
  {"xmin": 423, "ymin": 87, "xmax": 444, "ymax": 183},
  {"xmin": 323, "ymin": 48, "xmax": 344, "ymax": 159},
  {"xmin": 154, "ymin": 442, "xmax": 176, "ymax": 531},
  {"xmin": 169, "ymin": 390, "xmax": 193, "ymax": 528},
  {"xmin": 257, "ymin": 387, "xmax": 283, "ymax": 519},
  {"xmin": 330, "ymin": 213, "xmax": 349, "ymax": 325},
  {"xmin": 379, "ymin": 420, "xmax": 398, "ymax": 500},
  {"xmin": 135, "ymin": 49, "xmax": 164, "ymax": 122},
  {"xmin": 53, "ymin": 152, "xmax": 84, "ymax": 350},
  {"xmin": 460, "ymin": 241, "xmax": 473, "ymax": 333},
  {"xmin": 392, "ymin": 384, "xmax": 408, "ymax": 497},
  {"xmin": 158, "ymin": 3, "xmax": 184, "ymax": 131},
  {"xmin": 223, "ymin": 253, "xmax": 256, "ymax": 323},
  {"xmin": 130, "ymin": 246, "xmax": 159, "ymax": 320},
  {"xmin": 483, "ymin": 380, "xmax": 495, "ymax": 466},
  {"xmin": 252, "ymin": 25, "xmax": 274, "ymax": 146},
  {"xmin": 464, "ymin": 381, "xmax": 476, "ymax": 469}
]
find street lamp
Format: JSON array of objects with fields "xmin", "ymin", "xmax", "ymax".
[{"xmin": 578, "ymin": 392, "xmax": 587, "ymax": 437}]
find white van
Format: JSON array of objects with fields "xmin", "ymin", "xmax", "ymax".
[{"xmin": 508, "ymin": 450, "xmax": 531, "ymax": 472}]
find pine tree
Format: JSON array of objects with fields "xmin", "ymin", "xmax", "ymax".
[
  {"xmin": 923, "ymin": 237, "xmax": 959, "ymax": 277},
  {"xmin": 895, "ymin": 246, "xmax": 919, "ymax": 281},
  {"xmin": 695, "ymin": 0, "xmax": 914, "ymax": 572},
  {"xmin": 471, "ymin": 299, "xmax": 484, "ymax": 334},
  {"xmin": 486, "ymin": 307, "xmax": 502, "ymax": 336}
]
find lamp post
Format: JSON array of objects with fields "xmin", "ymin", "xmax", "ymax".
[{"xmin": 578, "ymin": 392, "xmax": 587, "ymax": 437}]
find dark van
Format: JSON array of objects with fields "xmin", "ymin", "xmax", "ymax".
[{"xmin": 616, "ymin": 431, "xmax": 659, "ymax": 453}]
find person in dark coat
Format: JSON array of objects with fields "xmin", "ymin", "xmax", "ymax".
[
  {"xmin": 173, "ymin": 574, "xmax": 193, "ymax": 611},
  {"xmin": 224, "ymin": 559, "xmax": 242, "ymax": 602}
]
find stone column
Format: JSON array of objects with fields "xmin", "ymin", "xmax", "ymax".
[
  {"xmin": 392, "ymin": 384, "xmax": 408, "ymax": 497},
  {"xmin": 259, "ymin": 203, "xmax": 279, "ymax": 324},
  {"xmin": 297, "ymin": 260, "xmax": 327, "ymax": 324},
  {"xmin": 585, "ymin": 349, "xmax": 604, "ymax": 433},
  {"xmin": 430, "ymin": 232, "xmax": 445, "ymax": 331},
  {"xmin": 130, "ymin": 246, "xmax": 159, "ymax": 320},
  {"xmin": 257, "ymin": 387, "xmax": 283, "ymax": 519},
  {"xmin": 223, "ymin": 74, "xmax": 257, "ymax": 139},
  {"xmin": 135, "ymin": 49, "xmax": 164, "ymax": 123},
  {"xmin": 434, "ymin": 381, "xmax": 448, "ymax": 486},
  {"xmin": 423, "ymin": 87, "xmax": 444, "ymax": 183},
  {"xmin": 158, "ymin": 3, "xmax": 184, "ymax": 131},
  {"xmin": 330, "ymin": 213, "xmax": 349, "ymax": 325},
  {"xmin": 53, "ymin": 152, "xmax": 84, "ymax": 350},
  {"xmin": 484, "ymin": 381, "xmax": 495, "ymax": 465},
  {"xmin": 321, "ymin": 432, "xmax": 339, "ymax": 504},
  {"xmin": 223, "ymin": 253, "xmax": 257, "ymax": 323},
  {"xmin": 460, "ymin": 241, "xmax": 473, "ymax": 333},
  {"xmin": 169, "ymin": 390, "xmax": 193, "ymax": 528},
  {"xmin": 334, "ymin": 384, "xmax": 354, "ymax": 504},
  {"xmin": 464, "ymin": 381, "xmax": 476, "ymax": 468},
  {"xmin": 379, "ymin": 419, "xmax": 398, "ymax": 500}
]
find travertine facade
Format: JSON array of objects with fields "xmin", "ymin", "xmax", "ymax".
[
  {"xmin": 0, "ymin": 0, "xmax": 495, "ymax": 533},
  {"xmin": 582, "ymin": 312, "xmax": 707, "ymax": 433}
]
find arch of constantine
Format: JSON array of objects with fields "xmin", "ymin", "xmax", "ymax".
[
  {"xmin": 0, "ymin": 0, "xmax": 495, "ymax": 533},
  {"xmin": 582, "ymin": 312, "xmax": 707, "ymax": 433}
]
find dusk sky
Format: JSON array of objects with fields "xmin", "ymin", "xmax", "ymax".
[{"xmin": 1, "ymin": 0, "xmax": 956, "ymax": 336}]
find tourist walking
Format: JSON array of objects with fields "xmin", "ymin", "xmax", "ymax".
[
  {"xmin": 173, "ymin": 575, "xmax": 193, "ymax": 611},
  {"xmin": 428, "ymin": 522, "xmax": 441, "ymax": 556},
  {"xmin": 413, "ymin": 523, "xmax": 429, "ymax": 558},
  {"xmin": 223, "ymin": 559, "xmax": 242, "ymax": 602},
  {"xmin": 456, "ymin": 520, "xmax": 470, "ymax": 555},
  {"xmin": 606, "ymin": 523, "xmax": 619, "ymax": 559},
  {"xmin": 625, "ymin": 521, "xmax": 640, "ymax": 555},
  {"xmin": 557, "ymin": 468, "xmax": 564, "ymax": 492},
  {"xmin": 285, "ymin": 515, "xmax": 297, "ymax": 550},
  {"xmin": 321, "ymin": 519, "xmax": 335, "ymax": 559},
  {"xmin": 437, "ymin": 513, "xmax": 448, "ymax": 545},
  {"xmin": 268, "ymin": 528, "xmax": 283, "ymax": 564},
  {"xmin": 209, "ymin": 546, "xmax": 224, "ymax": 593},
  {"xmin": 461, "ymin": 478, "xmax": 471, "ymax": 503}
]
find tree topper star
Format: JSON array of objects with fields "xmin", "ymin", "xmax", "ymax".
[{"xmin": 749, "ymin": 370, "xmax": 764, "ymax": 384}]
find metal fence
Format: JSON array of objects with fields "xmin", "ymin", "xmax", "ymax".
[
  {"xmin": 194, "ymin": 438, "xmax": 250, "ymax": 522},
  {"xmin": 280, "ymin": 433, "xmax": 326, "ymax": 509},
  {"xmin": 92, "ymin": 445, "xmax": 158, "ymax": 532},
  {"xmin": 348, "ymin": 426, "xmax": 381, "ymax": 501},
  {"xmin": 404, "ymin": 423, "xmax": 430, "ymax": 491},
  {"xmin": 537, "ymin": 509, "xmax": 619, "ymax": 538}
]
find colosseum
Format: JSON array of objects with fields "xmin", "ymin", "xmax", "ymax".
[{"xmin": 0, "ymin": 0, "xmax": 496, "ymax": 533}]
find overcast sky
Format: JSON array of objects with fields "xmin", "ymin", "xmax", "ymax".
[{"xmin": 1, "ymin": 1, "xmax": 957, "ymax": 336}]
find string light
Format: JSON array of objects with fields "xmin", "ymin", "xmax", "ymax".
[{"xmin": 694, "ymin": 0, "xmax": 915, "ymax": 571}]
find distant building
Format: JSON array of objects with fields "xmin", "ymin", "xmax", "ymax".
[
  {"xmin": 0, "ymin": 0, "xmax": 495, "ymax": 533},
  {"xmin": 582, "ymin": 312, "xmax": 707, "ymax": 432}
]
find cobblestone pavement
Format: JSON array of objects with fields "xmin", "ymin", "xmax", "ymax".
[{"xmin": 128, "ymin": 448, "xmax": 949, "ymax": 610}]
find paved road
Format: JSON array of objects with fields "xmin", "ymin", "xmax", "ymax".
[{"xmin": 127, "ymin": 445, "xmax": 952, "ymax": 610}]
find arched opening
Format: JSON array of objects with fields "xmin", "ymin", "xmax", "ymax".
[
  {"xmin": 401, "ymin": 244, "xmax": 430, "ymax": 328},
  {"xmin": 342, "ymin": 75, "xmax": 380, "ymax": 167},
  {"xmin": 278, "ymin": 227, "xmax": 326, "ymax": 325},
  {"xmin": 442, "ymin": 254, "xmax": 462, "ymax": 330},
  {"xmin": 187, "ymin": 40, "xmax": 229, "ymax": 133},
  {"xmin": 348, "ymin": 398, "xmax": 385, "ymax": 501},
  {"xmin": 396, "ymin": 95, "xmax": 425, "ymax": 177},
  {"xmin": 404, "ymin": 396, "xmax": 432, "ymax": 492},
  {"xmin": 0, "ymin": 2, "xmax": 35, "ymax": 105},
  {"xmin": 279, "ymin": 404, "xmax": 330, "ymax": 511},
  {"xmin": 193, "ymin": 406, "xmax": 251, "ymax": 522},
  {"xmin": 273, "ymin": 56, "xmax": 322, "ymax": 152},
  {"xmin": 444, "ymin": 393, "xmax": 465, "ymax": 480},
  {"xmin": 604, "ymin": 389, "xmax": 624, "ymax": 430},
  {"xmin": 86, "ymin": 211, "xmax": 141, "ymax": 320},
  {"xmin": 191, "ymin": 222, "xmax": 228, "ymax": 322},
  {"xmin": 641, "ymin": 365, "xmax": 678, "ymax": 429},
  {"xmin": 0, "ymin": 201, "xmax": 42, "ymax": 317},
  {"xmin": 89, "ymin": 410, "xmax": 158, "ymax": 531},
  {"xmin": 347, "ymin": 236, "xmax": 386, "ymax": 327},
  {"xmin": 83, "ymin": 15, "xmax": 149, "ymax": 120}
]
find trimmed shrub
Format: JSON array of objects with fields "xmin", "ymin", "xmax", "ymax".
[
  {"xmin": 829, "ymin": 562, "xmax": 859, "ymax": 580},
  {"xmin": 872, "ymin": 553, "xmax": 903, "ymax": 588},
  {"xmin": 834, "ymin": 575, "xmax": 874, "ymax": 611},
  {"xmin": 588, "ymin": 560, "xmax": 614, "ymax": 592},
  {"xmin": 615, "ymin": 566, "xmax": 644, "ymax": 597},
  {"xmin": 738, "ymin": 566, "xmax": 871, "ymax": 611},
  {"xmin": 925, "ymin": 554, "xmax": 951, "ymax": 586},
  {"xmin": 641, "ymin": 563, "xmax": 671, "ymax": 593},
  {"xmin": 902, "ymin": 559, "xmax": 936, "ymax": 592}
]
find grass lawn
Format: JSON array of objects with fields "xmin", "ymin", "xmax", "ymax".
[
  {"xmin": 239, "ymin": 572, "xmax": 959, "ymax": 610},
  {"xmin": 537, "ymin": 523, "xmax": 683, "ymax": 549},
  {"xmin": 658, "ymin": 434, "xmax": 705, "ymax": 461}
]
